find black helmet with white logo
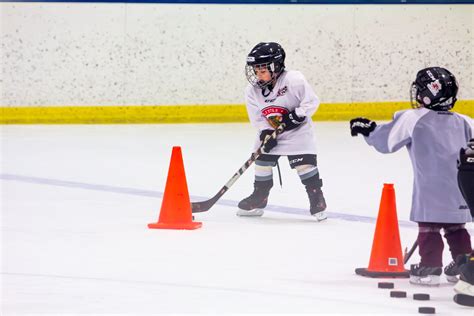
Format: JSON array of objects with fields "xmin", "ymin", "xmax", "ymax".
[
  {"xmin": 245, "ymin": 42, "xmax": 286, "ymax": 89},
  {"xmin": 410, "ymin": 67, "xmax": 458, "ymax": 111}
]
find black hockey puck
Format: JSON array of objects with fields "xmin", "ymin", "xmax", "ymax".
[
  {"xmin": 418, "ymin": 307, "xmax": 435, "ymax": 314},
  {"xmin": 390, "ymin": 290, "xmax": 407, "ymax": 298},
  {"xmin": 413, "ymin": 293, "xmax": 430, "ymax": 301},
  {"xmin": 378, "ymin": 282, "xmax": 394, "ymax": 289},
  {"xmin": 454, "ymin": 294, "xmax": 474, "ymax": 307}
]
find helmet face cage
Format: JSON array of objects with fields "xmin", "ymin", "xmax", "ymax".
[
  {"xmin": 245, "ymin": 62, "xmax": 278, "ymax": 88},
  {"xmin": 245, "ymin": 42, "xmax": 285, "ymax": 88},
  {"xmin": 410, "ymin": 67, "xmax": 458, "ymax": 111}
]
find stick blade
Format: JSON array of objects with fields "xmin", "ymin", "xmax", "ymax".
[{"xmin": 191, "ymin": 200, "xmax": 215, "ymax": 213}]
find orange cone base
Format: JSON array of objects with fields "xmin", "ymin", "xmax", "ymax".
[
  {"xmin": 148, "ymin": 221, "xmax": 202, "ymax": 230},
  {"xmin": 355, "ymin": 267, "xmax": 409, "ymax": 278}
]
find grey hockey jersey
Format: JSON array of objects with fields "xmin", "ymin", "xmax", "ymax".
[
  {"xmin": 245, "ymin": 70, "xmax": 319, "ymax": 155},
  {"xmin": 365, "ymin": 107, "xmax": 473, "ymax": 223}
]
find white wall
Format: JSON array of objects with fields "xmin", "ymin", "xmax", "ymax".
[{"xmin": 1, "ymin": 3, "xmax": 473, "ymax": 106}]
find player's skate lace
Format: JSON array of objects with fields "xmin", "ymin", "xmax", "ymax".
[{"xmin": 445, "ymin": 260, "xmax": 461, "ymax": 283}]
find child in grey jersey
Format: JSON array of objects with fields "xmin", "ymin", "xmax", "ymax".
[{"xmin": 350, "ymin": 67, "xmax": 473, "ymax": 286}]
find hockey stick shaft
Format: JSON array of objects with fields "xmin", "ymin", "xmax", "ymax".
[
  {"xmin": 191, "ymin": 124, "xmax": 285, "ymax": 213},
  {"xmin": 404, "ymin": 239, "xmax": 418, "ymax": 265}
]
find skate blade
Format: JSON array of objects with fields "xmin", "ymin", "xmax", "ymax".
[
  {"xmin": 446, "ymin": 275, "xmax": 459, "ymax": 283},
  {"xmin": 409, "ymin": 275, "xmax": 440, "ymax": 287},
  {"xmin": 312, "ymin": 211, "xmax": 327, "ymax": 222},
  {"xmin": 236, "ymin": 208, "xmax": 264, "ymax": 217}
]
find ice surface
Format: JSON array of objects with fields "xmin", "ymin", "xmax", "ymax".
[{"xmin": 1, "ymin": 123, "xmax": 472, "ymax": 315}]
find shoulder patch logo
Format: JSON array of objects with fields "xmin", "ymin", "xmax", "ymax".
[{"xmin": 277, "ymin": 86, "xmax": 288, "ymax": 97}]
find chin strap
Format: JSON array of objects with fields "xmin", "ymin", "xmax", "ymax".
[
  {"xmin": 260, "ymin": 74, "xmax": 279, "ymax": 97},
  {"xmin": 261, "ymin": 83, "xmax": 273, "ymax": 97}
]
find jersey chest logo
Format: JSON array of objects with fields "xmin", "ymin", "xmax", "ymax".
[
  {"xmin": 261, "ymin": 106, "xmax": 288, "ymax": 128},
  {"xmin": 261, "ymin": 106, "xmax": 288, "ymax": 117}
]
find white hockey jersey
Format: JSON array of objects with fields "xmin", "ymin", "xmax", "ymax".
[{"xmin": 245, "ymin": 70, "xmax": 319, "ymax": 155}]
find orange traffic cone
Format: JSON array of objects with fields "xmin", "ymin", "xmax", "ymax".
[
  {"xmin": 355, "ymin": 183, "xmax": 409, "ymax": 278},
  {"xmin": 148, "ymin": 146, "xmax": 202, "ymax": 230}
]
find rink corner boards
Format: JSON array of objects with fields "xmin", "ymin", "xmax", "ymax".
[{"xmin": 0, "ymin": 100, "xmax": 473, "ymax": 124}]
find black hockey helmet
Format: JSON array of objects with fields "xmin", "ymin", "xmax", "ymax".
[
  {"xmin": 245, "ymin": 42, "xmax": 286, "ymax": 88},
  {"xmin": 410, "ymin": 67, "xmax": 458, "ymax": 111}
]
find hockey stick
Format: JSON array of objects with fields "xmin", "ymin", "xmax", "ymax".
[
  {"xmin": 403, "ymin": 239, "xmax": 418, "ymax": 265},
  {"xmin": 191, "ymin": 124, "xmax": 285, "ymax": 213}
]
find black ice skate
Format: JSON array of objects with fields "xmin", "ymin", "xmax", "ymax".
[
  {"xmin": 409, "ymin": 264, "xmax": 442, "ymax": 286},
  {"xmin": 454, "ymin": 255, "xmax": 474, "ymax": 297},
  {"xmin": 306, "ymin": 185, "xmax": 327, "ymax": 221},
  {"xmin": 446, "ymin": 254, "xmax": 470, "ymax": 283},
  {"xmin": 445, "ymin": 260, "xmax": 461, "ymax": 283},
  {"xmin": 237, "ymin": 180, "xmax": 272, "ymax": 217}
]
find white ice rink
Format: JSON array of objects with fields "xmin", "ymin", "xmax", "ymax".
[{"xmin": 1, "ymin": 122, "xmax": 473, "ymax": 315}]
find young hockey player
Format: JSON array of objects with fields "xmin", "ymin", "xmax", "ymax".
[
  {"xmin": 238, "ymin": 42, "xmax": 327, "ymax": 221},
  {"xmin": 350, "ymin": 67, "xmax": 473, "ymax": 286},
  {"xmin": 453, "ymin": 139, "xmax": 474, "ymax": 306}
]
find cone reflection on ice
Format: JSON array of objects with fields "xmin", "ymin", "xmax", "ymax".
[
  {"xmin": 355, "ymin": 183, "xmax": 408, "ymax": 278},
  {"xmin": 148, "ymin": 146, "xmax": 202, "ymax": 230}
]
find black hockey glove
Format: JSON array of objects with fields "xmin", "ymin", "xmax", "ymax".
[
  {"xmin": 459, "ymin": 139, "xmax": 474, "ymax": 171},
  {"xmin": 468, "ymin": 139, "xmax": 474, "ymax": 151},
  {"xmin": 350, "ymin": 117, "xmax": 377, "ymax": 137},
  {"xmin": 281, "ymin": 110, "xmax": 305, "ymax": 131},
  {"xmin": 458, "ymin": 139, "xmax": 474, "ymax": 216},
  {"xmin": 260, "ymin": 129, "xmax": 277, "ymax": 153}
]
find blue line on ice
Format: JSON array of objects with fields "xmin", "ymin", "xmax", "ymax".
[{"xmin": 1, "ymin": 173, "xmax": 416, "ymax": 227}]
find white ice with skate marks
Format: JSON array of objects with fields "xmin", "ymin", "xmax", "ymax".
[{"xmin": 2, "ymin": 123, "xmax": 473, "ymax": 314}]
